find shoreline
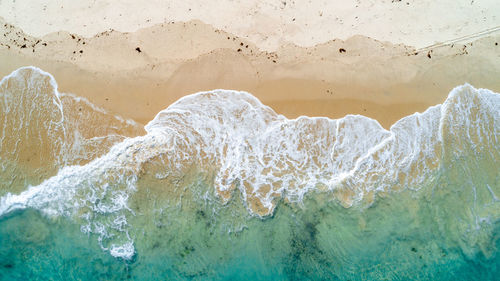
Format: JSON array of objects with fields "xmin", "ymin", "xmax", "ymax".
[
  {"xmin": 1, "ymin": 19, "xmax": 499, "ymax": 129},
  {"xmin": 1, "ymin": 2, "xmax": 500, "ymax": 279}
]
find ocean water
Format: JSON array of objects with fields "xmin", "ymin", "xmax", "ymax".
[{"xmin": 0, "ymin": 66, "xmax": 499, "ymax": 280}]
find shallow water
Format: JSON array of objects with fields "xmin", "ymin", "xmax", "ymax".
[{"xmin": 0, "ymin": 67, "xmax": 499, "ymax": 280}]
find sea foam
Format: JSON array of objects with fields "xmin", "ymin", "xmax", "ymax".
[{"xmin": 0, "ymin": 67, "xmax": 498, "ymax": 259}]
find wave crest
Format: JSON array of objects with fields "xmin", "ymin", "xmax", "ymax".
[{"xmin": 0, "ymin": 67, "xmax": 498, "ymax": 259}]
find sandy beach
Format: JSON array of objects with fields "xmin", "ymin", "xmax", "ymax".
[
  {"xmin": 0, "ymin": 0, "xmax": 499, "ymax": 129},
  {"xmin": 1, "ymin": 2, "xmax": 500, "ymax": 279},
  {"xmin": 1, "ymin": 0, "xmax": 499, "ymax": 50}
]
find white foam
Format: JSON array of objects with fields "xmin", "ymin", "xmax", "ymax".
[
  {"xmin": 0, "ymin": 66, "xmax": 143, "ymax": 196},
  {"xmin": 0, "ymin": 67, "xmax": 499, "ymax": 259},
  {"xmin": 109, "ymin": 241, "xmax": 135, "ymax": 260}
]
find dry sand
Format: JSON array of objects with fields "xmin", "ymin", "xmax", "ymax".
[
  {"xmin": 1, "ymin": 0, "xmax": 499, "ymax": 51},
  {"xmin": 0, "ymin": 11, "xmax": 499, "ymax": 129}
]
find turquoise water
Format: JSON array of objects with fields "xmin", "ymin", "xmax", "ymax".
[
  {"xmin": 0, "ymin": 67, "xmax": 499, "ymax": 280},
  {"xmin": 1, "ymin": 186, "xmax": 499, "ymax": 280}
]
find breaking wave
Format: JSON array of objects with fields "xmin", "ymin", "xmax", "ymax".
[{"xmin": 0, "ymin": 67, "xmax": 498, "ymax": 267}]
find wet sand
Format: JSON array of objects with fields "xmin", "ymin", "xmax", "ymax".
[{"xmin": 0, "ymin": 18, "xmax": 499, "ymax": 129}]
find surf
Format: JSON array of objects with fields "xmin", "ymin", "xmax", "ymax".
[{"xmin": 0, "ymin": 66, "xmax": 498, "ymax": 271}]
